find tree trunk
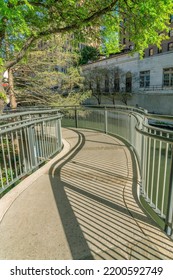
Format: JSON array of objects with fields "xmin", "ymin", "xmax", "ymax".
[
  {"xmin": 0, "ymin": 74, "xmax": 5, "ymax": 114},
  {"xmin": 8, "ymin": 68, "xmax": 17, "ymax": 109},
  {"xmin": 0, "ymin": 99, "xmax": 4, "ymax": 114}
]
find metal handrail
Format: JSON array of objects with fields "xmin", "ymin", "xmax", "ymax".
[
  {"xmin": 1, "ymin": 105, "xmax": 173, "ymax": 239},
  {"xmin": 0, "ymin": 109, "xmax": 60, "ymax": 122},
  {"xmin": 0, "ymin": 110, "xmax": 62, "ymax": 194},
  {"xmin": 59, "ymin": 105, "xmax": 173, "ymax": 239}
]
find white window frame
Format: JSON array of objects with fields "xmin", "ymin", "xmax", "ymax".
[
  {"xmin": 163, "ymin": 68, "xmax": 173, "ymax": 87},
  {"xmin": 140, "ymin": 71, "xmax": 150, "ymax": 88}
]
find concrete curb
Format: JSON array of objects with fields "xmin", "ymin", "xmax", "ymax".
[{"xmin": 0, "ymin": 139, "xmax": 71, "ymax": 223}]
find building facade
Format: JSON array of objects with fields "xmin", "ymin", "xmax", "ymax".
[
  {"xmin": 83, "ymin": 39, "xmax": 173, "ymax": 115},
  {"xmin": 82, "ymin": 15, "xmax": 173, "ymax": 114}
]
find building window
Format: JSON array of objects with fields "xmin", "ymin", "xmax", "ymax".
[
  {"xmin": 129, "ymin": 45, "xmax": 134, "ymax": 50},
  {"xmin": 105, "ymin": 75, "xmax": 109, "ymax": 93},
  {"xmin": 126, "ymin": 72, "xmax": 132, "ymax": 92},
  {"xmin": 168, "ymin": 42, "xmax": 173, "ymax": 51},
  {"xmin": 170, "ymin": 15, "xmax": 173, "ymax": 23},
  {"xmin": 96, "ymin": 78, "xmax": 100, "ymax": 93},
  {"xmin": 158, "ymin": 47, "xmax": 162, "ymax": 54},
  {"xmin": 163, "ymin": 68, "xmax": 173, "ymax": 86},
  {"xmin": 149, "ymin": 48, "xmax": 154, "ymax": 56},
  {"xmin": 169, "ymin": 30, "xmax": 173, "ymax": 37},
  {"xmin": 114, "ymin": 73, "xmax": 119, "ymax": 92},
  {"xmin": 140, "ymin": 71, "xmax": 150, "ymax": 88}
]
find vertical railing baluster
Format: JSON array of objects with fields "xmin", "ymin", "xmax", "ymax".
[
  {"xmin": 75, "ymin": 107, "xmax": 78, "ymax": 128},
  {"xmin": 161, "ymin": 136, "xmax": 169, "ymax": 217},
  {"xmin": 156, "ymin": 133, "xmax": 162, "ymax": 211},
  {"xmin": 5, "ymin": 133, "xmax": 13, "ymax": 182},
  {"xmin": 165, "ymin": 145, "xmax": 173, "ymax": 238},
  {"xmin": 1, "ymin": 135, "xmax": 8, "ymax": 186},
  {"xmin": 146, "ymin": 130, "xmax": 151, "ymax": 200},
  {"xmin": 104, "ymin": 107, "xmax": 108, "ymax": 134},
  {"xmin": 150, "ymin": 132, "xmax": 156, "ymax": 206},
  {"xmin": 57, "ymin": 118, "xmax": 62, "ymax": 150},
  {"xmin": 0, "ymin": 111, "xmax": 62, "ymax": 194}
]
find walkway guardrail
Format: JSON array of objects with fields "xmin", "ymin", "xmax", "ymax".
[
  {"xmin": 140, "ymin": 85, "xmax": 173, "ymax": 91},
  {"xmin": 1, "ymin": 105, "xmax": 173, "ymax": 239},
  {"xmin": 0, "ymin": 110, "xmax": 62, "ymax": 194},
  {"xmin": 58, "ymin": 105, "xmax": 173, "ymax": 239}
]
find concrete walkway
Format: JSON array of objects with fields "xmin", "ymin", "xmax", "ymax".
[{"xmin": 0, "ymin": 128, "xmax": 173, "ymax": 260}]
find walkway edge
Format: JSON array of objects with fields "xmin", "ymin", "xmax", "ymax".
[{"xmin": 0, "ymin": 139, "xmax": 71, "ymax": 223}]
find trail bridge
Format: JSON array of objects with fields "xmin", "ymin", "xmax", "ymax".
[{"xmin": 0, "ymin": 106, "xmax": 173, "ymax": 260}]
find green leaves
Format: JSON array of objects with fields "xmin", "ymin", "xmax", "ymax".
[
  {"xmin": 1, "ymin": 0, "xmax": 173, "ymax": 70},
  {"xmin": 14, "ymin": 34, "xmax": 89, "ymax": 106},
  {"xmin": 79, "ymin": 45, "xmax": 99, "ymax": 64},
  {"xmin": 0, "ymin": 91, "xmax": 7, "ymax": 101}
]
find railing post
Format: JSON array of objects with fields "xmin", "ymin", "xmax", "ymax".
[
  {"xmin": 165, "ymin": 145, "xmax": 173, "ymax": 238},
  {"xmin": 56, "ymin": 118, "xmax": 62, "ymax": 150},
  {"xmin": 28, "ymin": 125, "xmax": 38, "ymax": 168},
  {"xmin": 141, "ymin": 134, "xmax": 146, "ymax": 196},
  {"xmin": 75, "ymin": 107, "xmax": 78, "ymax": 128},
  {"xmin": 104, "ymin": 107, "xmax": 108, "ymax": 134}
]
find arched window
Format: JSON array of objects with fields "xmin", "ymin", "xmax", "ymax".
[
  {"xmin": 129, "ymin": 45, "xmax": 134, "ymax": 50},
  {"xmin": 149, "ymin": 48, "xmax": 154, "ymax": 56},
  {"xmin": 126, "ymin": 72, "xmax": 132, "ymax": 92},
  {"xmin": 169, "ymin": 30, "xmax": 173, "ymax": 37},
  {"xmin": 168, "ymin": 42, "xmax": 173, "ymax": 51},
  {"xmin": 114, "ymin": 73, "xmax": 120, "ymax": 92},
  {"xmin": 105, "ymin": 74, "xmax": 109, "ymax": 93},
  {"xmin": 96, "ymin": 78, "xmax": 100, "ymax": 93}
]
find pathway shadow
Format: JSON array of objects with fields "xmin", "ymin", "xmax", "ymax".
[
  {"xmin": 48, "ymin": 129, "xmax": 173, "ymax": 260},
  {"xmin": 49, "ymin": 129, "xmax": 94, "ymax": 259}
]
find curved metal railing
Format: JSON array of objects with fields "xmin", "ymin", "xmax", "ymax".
[
  {"xmin": 0, "ymin": 110, "xmax": 62, "ymax": 194},
  {"xmin": 1, "ymin": 105, "xmax": 173, "ymax": 239},
  {"xmin": 59, "ymin": 105, "xmax": 173, "ymax": 238}
]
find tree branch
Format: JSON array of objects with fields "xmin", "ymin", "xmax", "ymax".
[
  {"xmin": 5, "ymin": 0, "xmax": 119, "ymax": 69},
  {"xmin": 39, "ymin": 0, "xmax": 119, "ymax": 36},
  {"xmin": 5, "ymin": 36, "xmax": 36, "ymax": 69}
]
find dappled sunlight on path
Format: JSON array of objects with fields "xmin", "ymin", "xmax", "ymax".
[
  {"xmin": 0, "ymin": 128, "xmax": 173, "ymax": 259},
  {"xmin": 50, "ymin": 129, "xmax": 173, "ymax": 260}
]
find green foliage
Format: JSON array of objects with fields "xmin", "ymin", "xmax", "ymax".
[
  {"xmin": 0, "ymin": 137, "xmax": 20, "ymax": 188},
  {"xmin": 0, "ymin": 0, "xmax": 172, "ymax": 69},
  {"xmin": 51, "ymin": 90, "xmax": 92, "ymax": 107},
  {"xmin": 100, "ymin": 11, "xmax": 121, "ymax": 55},
  {"xmin": 0, "ymin": 91, "xmax": 6, "ymax": 101},
  {"xmin": 14, "ymin": 34, "xmax": 91, "ymax": 106},
  {"xmin": 100, "ymin": 0, "xmax": 173, "ymax": 55},
  {"xmin": 0, "ymin": 0, "xmax": 173, "ymax": 112},
  {"xmin": 79, "ymin": 45, "xmax": 99, "ymax": 65},
  {"xmin": 117, "ymin": 0, "xmax": 173, "ymax": 57}
]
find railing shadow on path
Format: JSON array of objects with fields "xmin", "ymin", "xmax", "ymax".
[
  {"xmin": 49, "ymin": 128, "xmax": 94, "ymax": 260},
  {"xmin": 48, "ymin": 128, "xmax": 173, "ymax": 260}
]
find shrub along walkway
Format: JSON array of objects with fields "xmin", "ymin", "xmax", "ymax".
[{"xmin": 0, "ymin": 128, "xmax": 173, "ymax": 260}]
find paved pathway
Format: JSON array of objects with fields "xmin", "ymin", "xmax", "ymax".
[{"xmin": 0, "ymin": 128, "xmax": 173, "ymax": 260}]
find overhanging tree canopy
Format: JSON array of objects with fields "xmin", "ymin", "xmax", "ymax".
[
  {"xmin": 14, "ymin": 34, "xmax": 91, "ymax": 106},
  {"xmin": 0, "ymin": 0, "xmax": 173, "ymax": 103}
]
